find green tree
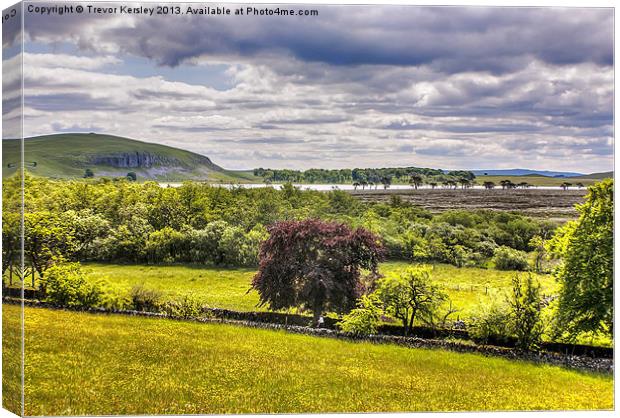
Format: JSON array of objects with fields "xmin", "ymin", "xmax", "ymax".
[
  {"xmin": 509, "ymin": 274, "xmax": 544, "ymax": 351},
  {"xmin": 375, "ymin": 266, "xmax": 446, "ymax": 336},
  {"xmin": 493, "ymin": 246, "xmax": 529, "ymax": 271},
  {"xmin": 548, "ymin": 179, "xmax": 613, "ymax": 338},
  {"xmin": 83, "ymin": 168, "xmax": 94, "ymax": 178},
  {"xmin": 337, "ymin": 295, "xmax": 382, "ymax": 335},
  {"xmin": 40, "ymin": 262, "xmax": 101, "ymax": 308},
  {"xmin": 24, "ymin": 211, "xmax": 77, "ymax": 285}
]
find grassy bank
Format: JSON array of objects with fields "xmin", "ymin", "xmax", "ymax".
[{"xmin": 6, "ymin": 305, "xmax": 613, "ymax": 415}]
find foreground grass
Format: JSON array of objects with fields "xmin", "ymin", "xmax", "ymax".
[
  {"xmin": 7, "ymin": 305, "xmax": 612, "ymax": 415},
  {"xmin": 2, "ymin": 304, "xmax": 22, "ymax": 415}
]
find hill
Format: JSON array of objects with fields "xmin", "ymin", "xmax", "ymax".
[
  {"xmin": 472, "ymin": 169, "xmax": 584, "ymax": 177},
  {"xmin": 2, "ymin": 133, "xmax": 259, "ymax": 182},
  {"xmin": 573, "ymin": 171, "xmax": 613, "ymax": 180}
]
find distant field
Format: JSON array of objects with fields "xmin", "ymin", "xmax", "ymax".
[
  {"xmin": 350, "ymin": 188, "xmax": 586, "ymax": 219},
  {"xmin": 476, "ymin": 175, "xmax": 608, "ymax": 187},
  {"xmin": 6, "ymin": 305, "xmax": 612, "ymax": 415}
]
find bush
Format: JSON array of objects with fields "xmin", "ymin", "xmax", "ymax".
[
  {"xmin": 509, "ymin": 275, "xmax": 544, "ymax": 351},
  {"xmin": 337, "ymin": 295, "xmax": 381, "ymax": 335},
  {"xmin": 160, "ymin": 294, "xmax": 205, "ymax": 319},
  {"xmin": 98, "ymin": 282, "xmax": 132, "ymax": 311},
  {"xmin": 130, "ymin": 284, "xmax": 164, "ymax": 311},
  {"xmin": 469, "ymin": 296, "xmax": 513, "ymax": 345},
  {"xmin": 493, "ymin": 246, "xmax": 529, "ymax": 271},
  {"xmin": 40, "ymin": 262, "xmax": 101, "ymax": 308},
  {"xmin": 145, "ymin": 227, "xmax": 186, "ymax": 263}
]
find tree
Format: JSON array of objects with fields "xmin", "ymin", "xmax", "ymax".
[
  {"xmin": 83, "ymin": 168, "xmax": 95, "ymax": 178},
  {"xmin": 483, "ymin": 181, "xmax": 495, "ymax": 189},
  {"xmin": 548, "ymin": 179, "xmax": 613, "ymax": 338},
  {"xmin": 375, "ymin": 266, "xmax": 446, "ymax": 336},
  {"xmin": 458, "ymin": 178, "xmax": 471, "ymax": 189},
  {"xmin": 2, "ymin": 212, "xmax": 21, "ymax": 286},
  {"xmin": 252, "ymin": 219, "xmax": 384, "ymax": 325},
  {"xmin": 508, "ymin": 274, "xmax": 544, "ymax": 351},
  {"xmin": 24, "ymin": 211, "xmax": 77, "ymax": 285},
  {"xmin": 529, "ymin": 235, "xmax": 547, "ymax": 273},
  {"xmin": 493, "ymin": 246, "xmax": 529, "ymax": 271},
  {"xmin": 126, "ymin": 172, "xmax": 137, "ymax": 181},
  {"xmin": 337, "ymin": 295, "xmax": 382, "ymax": 335},
  {"xmin": 381, "ymin": 176, "xmax": 392, "ymax": 190},
  {"xmin": 409, "ymin": 174, "xmax": 423, "ymax": 189}
]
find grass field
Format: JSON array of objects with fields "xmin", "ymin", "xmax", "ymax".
[
  {"xmin": 79, "ymin": 262, "xmax": 555, "ymax": 319},
  {"xmin": 3, "ymin": 305, "xmax": 612, "ymax": 415},
  {"xmin": 475, "ymin": 175, "xmax": 607, "ymax": 187}
]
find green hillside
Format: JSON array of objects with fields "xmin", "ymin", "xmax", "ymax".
[
  {"xmin": 475, "ymin": 175, "xmax": 604, "ymax": 187},
  {"xmin": 574, "ymin": 171, "xmax": 613, "ymax": 180},
  {"xmin": 2, "ymin": 133, "xmax": 260, "ymax": 182}
]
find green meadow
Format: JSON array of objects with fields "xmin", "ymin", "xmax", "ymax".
[
  {"xmin": 5, "ymin": 305, "xmax": 612, "ymax": 415},
  {"xmin": 79, "ymin": 261, "xmax": 555, "ymax": 319}
]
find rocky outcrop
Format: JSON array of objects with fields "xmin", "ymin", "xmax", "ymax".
[{"xmin": 88, "ymin": 152, "xmax": 181, "ymax": 168}]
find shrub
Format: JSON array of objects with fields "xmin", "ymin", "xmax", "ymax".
[
  {"xmin": 40, "ymin": 262, "xmax": 101, "ymax": 308},
  {"xmin": 130, "ymin": 284, "xmax": 163, "ymax": 311},
  {"xmin": 509, "ymin": 274, "xmax": 544, "ymax": 351},
  {"xmin": 469, "ymin": 296, "xmax": 513, "ymax": 345},
  {"xmin": 98, "ymin": 282, "xmax": 132, "ymax": 311},
  {"xmin": 160, "ymin": 294, "xmax": 205, "ymax": 319},
  {"xmin": 493, "ymin": 246, "xmax": 529, "ymax": 271},
  {"xmin": 145, "ymin": 227, "xmax": 186, "ymax": 263},
  {"xmin": 337, "ymin": 295, "xmax": 381, "ymax": 335}
]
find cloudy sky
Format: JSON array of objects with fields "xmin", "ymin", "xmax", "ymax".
[{"xmin": 2, "ymin": 3, "xmax": 614, "ymax": 172}]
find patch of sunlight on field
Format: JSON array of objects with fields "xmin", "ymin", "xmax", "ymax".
[
  {"xmin": 14, "ymin": 305, "xmax": 612, "ymax": 415},
  {"xmin": 84, "ymin": 263, "xmax": 262, "ymax": 311}
]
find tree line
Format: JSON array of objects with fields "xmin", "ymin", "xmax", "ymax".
[
  {"xmin": 253, "ymin": 167, "xmax": 475, "ymax": 185},
  {"xmin": 3, "ymin": 174, "xmax": 557, "ymax": 285}
]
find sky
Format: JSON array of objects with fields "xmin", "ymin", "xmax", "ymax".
[{"xmin": 2, "ymin": 3, "xmax": 614, "ymax": 172}]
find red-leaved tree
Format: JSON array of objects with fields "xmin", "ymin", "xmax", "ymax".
[{"xmin": 252, "ymin": 219, "xmax": 384, "ymax": 325}]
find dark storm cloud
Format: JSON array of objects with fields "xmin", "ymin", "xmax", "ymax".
[{"xmin": 23, "ymin": 5, "xmax": 612, "ymax": 74}]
